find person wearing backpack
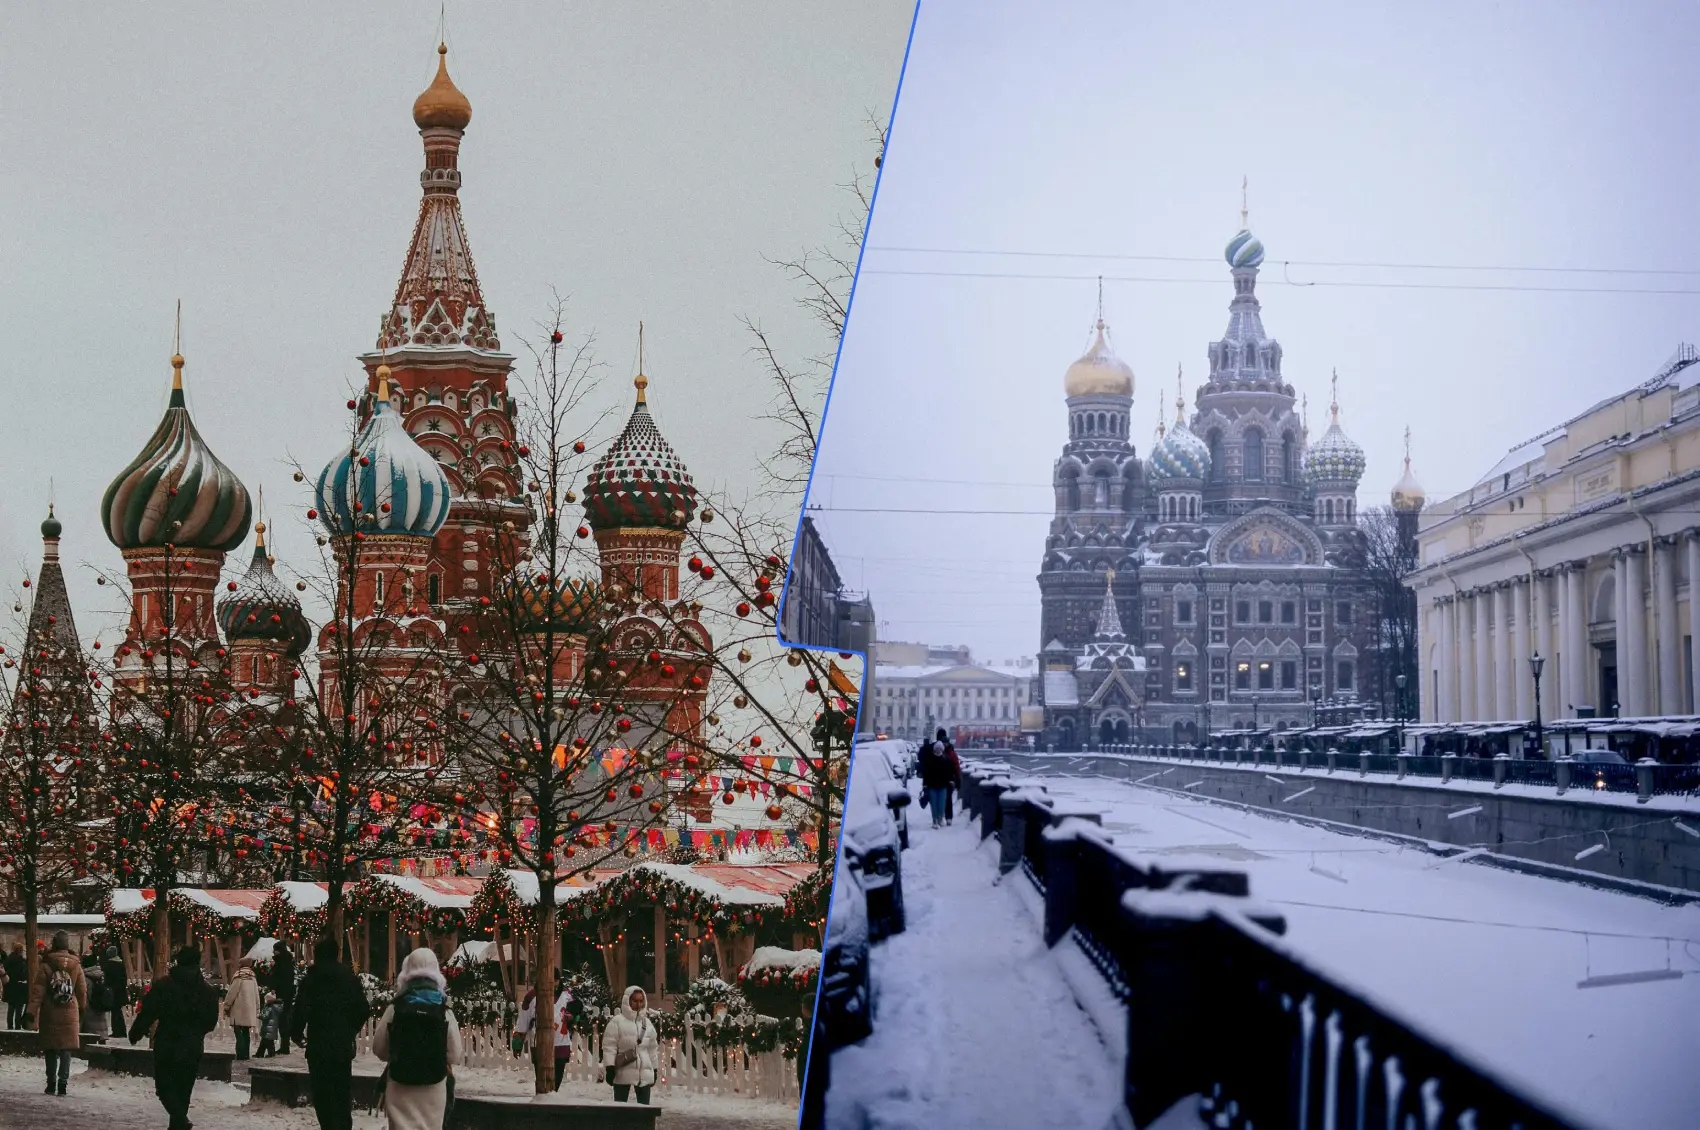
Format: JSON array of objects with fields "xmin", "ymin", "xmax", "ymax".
[
  {"xmin": 919, "ymin": 728, "xmax": 954, "ymax": 828},
  {"xmin": 289, "ymin": 937, "xmax": 370, "ymax": 1130},
  {"xmin": 81, "ymin": 959, "xmax": 110, "ymax": 1036},
  {"xmin": 128, "ymin": 946, "xmax": 219, "ymax": 1130},
  {"xmin": 600, "ymin": 986, "xmax": 660, "ymax": 1104},
  {"xmin": 372, "ymin": 947, "xmax": 463, "ymax": 1130},
  {"xmin": 28, "ymin": 931, "xmax": 86, "ymax": 1095}
]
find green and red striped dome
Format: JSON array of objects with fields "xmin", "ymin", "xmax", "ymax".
[{"xmin": 582, "ymin": 375, "xmax": 697, "ymax": 532}]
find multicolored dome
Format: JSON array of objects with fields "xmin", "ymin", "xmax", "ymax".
[
  {"xmin": 315, "ymin": 370, "xmax": 452, "ymax": 538},
  {"xmin": 102, "ymin": 354, "xmax": 252, "ymax": 552},
  {"xmin": 413, "ymin": 43, "xmax": 472, "ymax": 131},
  {"xmin": 217, "ymin": 523, "xmax": 311, "ymax": 655},
  {"xmin": 583, "ymin": 374, "xmax": 698, "ymax": 532},
  {"xmin": 1225, "ymin": 229, "xmax": 1265, "ymax": 269},
  {"xmin": 500, "ymin": 572, "xmax": 601, "ymax": 634},
  {"xmin": 1305, "ymin": 406, "xmax": 1366, "ymax": 488},
  {"xmin": 1064, "ymin": 320, "xmax": 1134, "ymax": 398},
  {"xmin": 1150, "ymin": 419, "xmax": 1211, "ymax": 485}
]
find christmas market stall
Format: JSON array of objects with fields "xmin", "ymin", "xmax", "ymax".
[
  {"xmin": 256, "ymin": 881, "xmax": 327, "ymax": 961},
  {"xmin": 737, "ymin": 945, "xmax": 822, "ymax": 1022},
  {"xmin": 349, "ymin": 872, "xmax": 485, "ymax": 978},
  {"xmin": 104, "ymin": 887, "xmax": 271, "ymax": 981},
  {"xmin": 470, "ymin": 868, "xmax": 619, "ymax": 999}
]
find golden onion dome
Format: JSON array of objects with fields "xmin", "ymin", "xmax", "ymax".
[
  {"xmin": 1391, "ymin": 454, "xmax": 1426, "ymax": 512},
  {"xmin": 1064, "ymin": 320, "xmax": 1134, "ymax": 398},
  {"xmin": 413, "ymin": 43, "xmax": 472, "ymax": 131}
]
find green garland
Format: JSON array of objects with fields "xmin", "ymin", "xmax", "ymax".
[{"xmin": 258, "ymin": 887, "xmax": 325, "ymax": 942}]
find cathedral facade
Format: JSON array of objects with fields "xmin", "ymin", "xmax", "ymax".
[{"xmin": 1037, "ymin": 219, "xmax": 1383, "ymax": 748}]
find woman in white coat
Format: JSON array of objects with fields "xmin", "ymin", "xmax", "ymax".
[
  {"xmin": 222, "ymin": 960, "xmax": 261, "ymax": 1060},
  {"xmin": 373, "ymin": 948, "xmax": 464, "ymax": 1130},
  {"xmin": 600, "ymin": 986, "xmax": 660, "ymax": 1104}
]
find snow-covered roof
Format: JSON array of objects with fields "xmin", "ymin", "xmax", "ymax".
[
  {"xmin": 741, "ymin": 946, "xmax": 822, "ymax": 977},
  {"xmin": 0, "ymin": 914, "xmax": 103, "ymax": 927},
  {"xmin": 634, "ymin": 862, "xmax": 812, "ymax": 905},
  {"xmin": 369, "ymin": 873, "xmax": 484, "ymax": 909},
  {"xmin": 876, "ymin": 662, "xmax": 1026, "ymax": 682},
  {"xmin": 175, "ymin": 888, "xmax": 267, "ymax": 919},
  {"xmin": 496, "ymin": 868, "xmax": 616, "ymax": 907},
  {"xmin": 1044, "ymin": 670, "xmax": 1080, "ymax": 706},
  {"xmin": 275, "ymin": 882, "xmax": 328, "ymax": 911},
  {"xmin": 243, "ymin": 938, "xmax": 277, "ymax": 963},
  {"xmin": 1474, "ymin": 432, "xmax": 1555, "ymax": 486},
  {"xmin": 108, "ymin": 889, "xmax": 152, "ymax": 915},
  {"xmin": 450, "ymin": 940, "xmax": 493, "ymax": 966}
]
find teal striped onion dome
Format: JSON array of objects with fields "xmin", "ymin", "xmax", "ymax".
[
  {"xmin": 583, "ymin": 376, "xmax": 697, "ymax": 532},
  {"xmin": 217, "ymin": 529, "xmax": 310, "ymax": 655},
  {"xmin": 101, "ymin": 356, "xmax": 252, "ymax": 552},
  {"xmin": 499, "ymin": 572, "xmax": 601, "ymax": 634},
  {"xmin": 1225, "ymin": 228, "xmax": 1265, "ymax": 269},
  {"xmin": 1305, "ymin": 416, "xmax": 1366, "ymax": 487},
  {"xmin": 315, "ymin": 376, "xmax": 452, "ymax": 538},
  {"xmin": 1149, "ymin": 419, "xmax": 1210, "ymax": 485}
]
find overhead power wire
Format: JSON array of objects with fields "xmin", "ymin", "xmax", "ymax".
[{"xmin": 855, "ymin": 267, "xmax": 1700, "ymax": 297}]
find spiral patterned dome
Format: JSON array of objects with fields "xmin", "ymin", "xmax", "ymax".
[
  {"xmin": 1225, "ymin": 229, "xmax": 1265, "ymax": 270},
  {"xmin": 1305, "ymin": 418, "xmax": 1366, "ymax": 487},
  {"xmin": 1149, "ymin": 420, "xmax": 1211, "ymax": 485},
  {"xmin": 217, "ymin": 526, "xmax": 311, "ymax": 655},
  {"xmin": 315, "ymin": 374, "xmax": 452, "ymax": 538},
  {"xmin": 499, "ymin": 572, "xmax": 601, "ymax": 634},
  {"xmin": 583, "ymin": 375, "xmax": 698, "ymax": 532},
  {"xmin": 102, "ymin": 355, "xmax": 252, "ymax": 552},
  {"xmin": 1064, "ymin": 320, "xmax": 1134, "ymax": 398}
]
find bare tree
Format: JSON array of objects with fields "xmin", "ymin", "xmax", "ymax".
[{"xmin": 1359, "ymin": 505, "xmax": 1421, "ymax": 718}]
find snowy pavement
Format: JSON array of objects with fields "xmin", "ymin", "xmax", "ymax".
[
  {"xmin": 824, "ymin": 815, "xmax": 1123, "ymax": 1130},
  {"xmin": 1030, "ymin": 769, "xmax": 1700, "ymax": 1130}
]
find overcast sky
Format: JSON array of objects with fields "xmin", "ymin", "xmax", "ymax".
[
  {"xmin": 810, "ymin": 0, "xmax": 1700, "ymax": 666},
  {"xmin": 0, "ymin": 1, "xmax": 911, "ymax": 641}
]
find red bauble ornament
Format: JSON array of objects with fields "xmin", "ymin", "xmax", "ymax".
[
  {"xmin": 306, "ymin": 509, "xmax": 318, "ymax": 520},
  {"xmin": 749, "ymin": 736, "xmax": 763, "ymax": 748}
]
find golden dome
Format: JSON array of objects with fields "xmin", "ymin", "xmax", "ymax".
[
  {"xmin": 1391, "ymin": 456, "xmax": 1426, "ymax": 512},
  {"xmin": 413, "ymin": 43, "xmax": 472, "ymax": 131},
  {"xmin": 1064, "ymin": 320, "xmax": 1134, "ymax": 398}
]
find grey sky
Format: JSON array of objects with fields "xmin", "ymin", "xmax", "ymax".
[
  {"xmin": 0, "ymin": 1, "xmax": 911, "ymax": 640},
  {"xmin": 809, "ymin": 0, "xmax": 1700, "ymax": 666}
]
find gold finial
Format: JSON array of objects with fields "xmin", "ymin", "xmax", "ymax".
[
  {"xmin": 635, "ymin": 321, "xmax": 648, "ymax": 404},
  {"xmin": 1095, "ymin": 276, "xmax": 1104, "ymax": 327},
  {"xmin": 1302, "ymin": 392, "xmax": 1309, "ymax": 436},
  {"xmin": 1403, "ymin": 425, "xmax": 1413, "ymax": 470},
  {"xmin": 171, "ymin": 299, "xmax": 184, "ymax": 388},
  {"xmin": 1175, "ymin": 363, "xmax": 1186, "ymax": 423},
  {"xmin": 376, "ymin": 363, "xmax": 392, "ymax": 404},
  {"xmin": 1240, "ymin": 175, "xmax": 1249, "ymax": 231},
  {"xmin": 1330, "ymin": 368, "xmax": 1340, "ymax": 425},
  {"xmin": 255, "ymin": 486, "xmax": 266, "ymax": 547},
  {"xmin": 1156, "ymin": 394, "xmax": 1166, "ymax": 439},
  {"xmin": 171, "ymin": 351, "xmax": 185, "ymax": 389}
]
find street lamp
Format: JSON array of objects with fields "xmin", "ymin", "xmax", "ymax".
[
  {"xmin": 1310, "ymin": 685, "xmax": 1322, "ymax": 730},
  {"xmin": 1395, "ymin": 672, "xmax": 1407, "ymax": 754},
  {"xmin": 1530, "ymin": 653, "xmax": 1546, "ymax": 761}
]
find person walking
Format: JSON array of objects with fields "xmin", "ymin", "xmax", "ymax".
[
  {"xmin": 127, "ymin": 945, "xmax": 218, "ymax": 1130},
  {"xmin": 29, "ymin": 931, "xmax": 87, "ymax": 1096},
  {"xmin": 81, "ymin": 958, "xmax": 110, "ymax": 1037},
  {"xmin": 4, "ymin": 943, "xmax": 28, "ymax": 1029},
  {"xmin": 942, "ymin": 738, "xmax": 962, "ymax": 826},
  {"xmin": 223, "ymin": 959, "xmax": 261, "ymax": 1060},
  {"xmin": 269, "ymin": 943, "xmax": 296, "ymax": 1055},
  {"xmin": 920, "ymin": 728, "xmax": 953, "ymax": 828},
  {"xmin": 547, "ymin": 982, "xmax": 577, "ymax": 1091},
  {"xmin": 102, "ymin": 946, "xmax": 130, "ymax": 1038},
  {"xmin": 372, "ymin": 948, "xmax": 462, "ymax": 1130},
  {"xmin": 289, "ymin": 937, "xmax": 370, "ymax": 1130},
  {"xmin": 600, "ymin": 986, "xmax": 659, "ymax": 1104},
  {"xmin": 257, "ymin": 991, "xmax": 283, "ymax": 1058}
]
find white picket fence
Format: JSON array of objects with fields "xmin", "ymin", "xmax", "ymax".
[{"xmin": 352, "ymin": 1016, "xmax": 800, "ymax": 1104}]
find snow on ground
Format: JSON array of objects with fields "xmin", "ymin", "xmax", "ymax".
[
  {"xmin": 824, "ymin": 817, "xmax": 1123, "ymax": 1130},
  {"xmin": 1030, "ymin": 768, "xmax": 1700, "ymax": 1130}
]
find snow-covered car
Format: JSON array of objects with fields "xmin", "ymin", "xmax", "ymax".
[
  {"xmin": 844, "ymin": 740, "xmax": 911, "ymax": 938},
  {"xmin": 820, "ymin": 849, "xmax": 871, "ymax": 1046}
]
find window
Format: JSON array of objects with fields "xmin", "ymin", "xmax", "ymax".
[
  {"xmin": 1176, "ymin": 599, "xmax": 1193, "ymax": 624},
  {"xmin": 1337, "ymin": 601, "xmax": 1354, "ymax": 625},
  {"xmin": 1282, "ymin": 434, "xmax": 1297, "ymax": 483},
  {"xmin": 1236, "ymin": 600, "xmax": 1251, "ymax": 623},
  {"xmin": 1235, "ymin": 661, "xmax": 1251, "ymax": 690},
  {"xmin": 1244, "ymin": 428, "xmax": 1264, "ymax": 482},
  {"xmin": 1257, "ymin": 660, "xmax": 1274, "ymax": 690},
  {"xmin": 427, "ymin": 573, "xmax": 441, "ymax": 606},
  {"xmin": 1207, "ymin": 430, "xmax": 1224, "ymax": 484},
  {"xmin": 1281, "ymin": 601, "xmax": 1296, "ymax": 625},
  {"xmin": 1281, "ymin": 661, "xmax": 1297, "ymax": 690},
  {"xmin": 374, "ymin": 571, "xmax": 386, "ymax": 605},
  {"xmin": 1258, "ymin": 600, "xmax": 1273, "ymax": 623},
  {"xmin": 1176, "ymin": 662, "xmax": 1193, "ymax": 691},
  {"xmin": 1337, "ymin": 661, "xmax": 1355, "ymax": 691}
]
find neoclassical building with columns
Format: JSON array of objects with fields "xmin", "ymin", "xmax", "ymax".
[{"xmin": 1408, "ymin": 345, "xmax": 1700, "ymax": 723}]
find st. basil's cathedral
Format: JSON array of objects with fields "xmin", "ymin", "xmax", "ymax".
[
  {"xmin": 1036, "ymin": 204, "xmax": 1426, "ymax": 749},
  {"xmin": 39, "ymin": 44, "xmax": 710, "ymax": 759}
]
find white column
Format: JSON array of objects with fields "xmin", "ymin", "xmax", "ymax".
[
  {"xmin": 1454, "ymin": 595, "xmax": 1470, "ymax": 720},
  {"xmin": 1534, "ymin": 573, "xmax": 1552, "ymax": 716},
  {"xmin": 1437, "ymin": 597, "xmax": 1454, "ymax": 722},
  {"xmin": 1473, "ymin": 590, "xmax": 1492, "ymax": 721},
  {"xmin": 1512, "ymin": 578, "xmax": 1532, "ymax": 720},
  {"xmin": 1494, "ymin": 585, "xmax": 1514, "ymax": 718},
  {"xmin": 1625, "ymin": 548, "xmax": 1650, "ymax": 717},
  {"xmin": 1614, "ymin": 551, "xmax": 1632, "ymax": 716},
  {"xmin": 1556, "ymin": 567, "xmax": 1573, "ymax": 716},
  {"xmin": 1689, "ymin": 533, "xmax": 1700, "ymax": 713},
  {"xmin": 1656, "ymin": 538, "xmax": 1679, "ymax": 715},
  {"xmin": 1571, "ymin": 561, "xmax": 1591, "ymax": 715}
]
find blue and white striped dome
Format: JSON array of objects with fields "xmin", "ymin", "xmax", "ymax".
[
  {"xmin": 1225, "ymin": 229, "xmax": 1265, "ymax": 269},
  {"xmin": 314, "ymin": 378, "xmax": 452, "ymax": 538},
  {"xmin": 1149, "ymin": 420, "xmax": 1210, "ymax": 485},
  {"xmin": 1305, "ymin": 419, "xmax": 1366, "ymax": 487}
]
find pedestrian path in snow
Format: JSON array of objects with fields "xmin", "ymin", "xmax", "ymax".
[{"xmin": 824, "ymin": 817, "xmax": 1123, "ymax": 1130}]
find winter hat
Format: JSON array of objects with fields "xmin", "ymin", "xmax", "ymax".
[
  {"xmin": 50, "ymin": 931, "xmax": 69, "ymax": 952},
  {"xmin": 619, "ymin": 985, "xmax": 648, "ymax": 1021},
  {"xmin": 395, "ymin": 947, "xmax": 446, "ymax": 993},
  {"xmin": 105, "ymin": 947, "xmax": 120, "ymax": 961}
]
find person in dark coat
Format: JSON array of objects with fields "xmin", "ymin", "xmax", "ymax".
[
  {"xmin": 128, "ymin": 946, "xmax": 219, "ymax": 1130},
  {"xmin": 3, "ymin": 943, "xmax": 27, "ymax": 1029},
  {"xmin": 920, "ymin": 728, "xmax": 954, "ymax": 828},
  {"xmin": 102, "ymin": 946, "xmax": 130, "ymax": 1038},
  {"xmin": 942, "ymin": 739, "xmax": 962, "ymax": 825},
  {"xmin": 289, "ymin": 937, "xmax": 371, "ymax": 1130},
  {"xmin": 269, "ymin": 942, "xmax": 296, "ymax": 1055}
]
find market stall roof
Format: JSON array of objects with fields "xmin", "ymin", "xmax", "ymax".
[
  {"xmin": 495, "ymin": 868, "xmax": 619, "ymax": 907},
  {"xmin": 644, "ymin": 862, "xmax": 815, "ymax": 905},
  {"xmin": 243, "ymin": 937, "xmax": 277, "ymax": 964},
  {"xmin": 108, "ymin": 889, "xmax": 153, "ymax": 915},
  {"xmin": 368, "ymin": 873, "xmax": 485, "ymax": 910},
  {"xmin": 274, "ymin": 882, "xmax": 328, "ymax": 911},
  {"xmin": 175, "ymin": 888, "xmax": 269, "ymax": 920}
]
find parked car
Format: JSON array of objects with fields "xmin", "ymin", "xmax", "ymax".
[{"xmin": 820, "ymin": 848, "xmax": 871, "ymax": 1047}]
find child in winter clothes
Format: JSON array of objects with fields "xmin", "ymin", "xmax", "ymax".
[{"xmin": 257, "ymin": 992, "xmax": 283, "ymax": 1058}]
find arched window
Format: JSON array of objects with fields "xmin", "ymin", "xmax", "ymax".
[
  {"xmin": 1207, "ymin": 430, "xmax": 1224, "ymax": 484},
  {"xmin": 1065, "ymin": 471, "xmax": 1081, "ymax": 511},
  {"xmin": 427, "ymin": 573, "xmax": 441, "ymax": 606},
  {"xmin": 1282, "ymin": 433, "xmax": 1297, "ymax": 483},
  {"xmin": 1093, "ymin": 471, "xmax": 1110, "ymax": 508},
  {"xmin": 1244, "ymin": 428, "xmax": 1264, "ymax": 482},
  {"xmin": 1324, "ymin": 498, "xmax": 1335, "ymax": 524}
]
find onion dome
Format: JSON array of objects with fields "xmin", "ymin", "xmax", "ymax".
[
  {"xmin": 1391, "ymin": 427, "xmax": 1426, "ymax": 512},
  {"xmin": 1225, "ymin": 229, "xmax": 1265, "ymax": 269},
  {"xmin": 413, "ymin": 43, "xmax": 472, "ymax": 131},
  {"xmin": 314, "ymin": 367, "xmax": 452, "ymax": 537},
  {"xmin": 217, "ymin": 521, "xmax": 311, "ymax": 655},
  {"xmin": 1305, "ymin": 371, "xmax": 1366, "ymax": 487},
  {"xmin": 40, "ymin": 504, "xmax": 62, "ymax": 540},
  {"xmin": 583, "ymin": 371, "xmax": 698, "ymax": 532},
  {"xmin": 101, "ymin": 353, "xmax": 252, "ymax": 552},
  {"xmin": 1064, "ymin": 319, "xmax": 1135, "ymax": 398},
  {"xmin": 501, "ymin": 573, "xmax": 601, "ymax": 634},
  {"xmin": 1149, "ymin": 370, "xmax": 1210, "ymax": 485}
]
